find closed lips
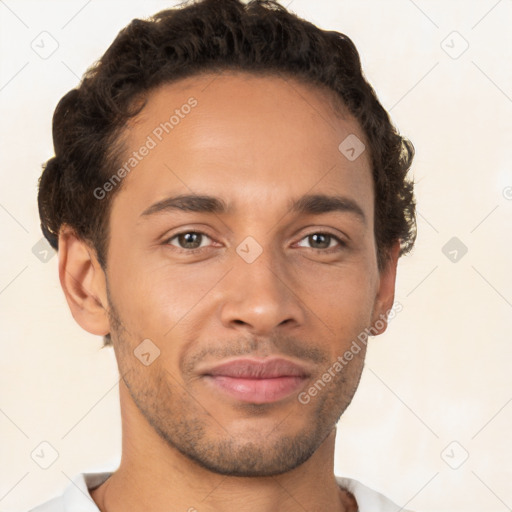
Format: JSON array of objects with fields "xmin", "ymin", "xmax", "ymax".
[{"xmin": 203, "ymin": 358, "xmax": 310, "ymax": 379}]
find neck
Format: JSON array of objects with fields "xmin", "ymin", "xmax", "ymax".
[{"xmin": 91, "ymin": 381, "xmax": 356, "ymax": 512}]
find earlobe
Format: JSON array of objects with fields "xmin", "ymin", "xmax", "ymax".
[
  {"xmin": 58, "ymin": 226, "xmax": 110, "ymax": 336},
  {"xmin": 370, "ymin": 241, "xmax": 401, "ymax": 336}
]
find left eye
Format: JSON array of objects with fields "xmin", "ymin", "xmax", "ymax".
[{"xmin": 296, "ymin": 233, "xmax": 343, "ymax": 251}]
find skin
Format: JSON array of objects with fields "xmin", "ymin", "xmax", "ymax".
[{"xmin": 59, "ymin": 72, "xmax": 400, "ymax": 512}]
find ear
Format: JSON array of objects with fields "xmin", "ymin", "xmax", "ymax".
[
  {"xmin": 370, "ymin": 240, "xmax": 401, "ymax": 336},
  {"xmin": 58, "ymin": 225, "xmax": 110, "ymax": 336}
]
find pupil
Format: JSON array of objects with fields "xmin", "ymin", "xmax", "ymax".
[
  {"xmin": 181, "ymin": 233, "xmax": 200, "ymax": 248},
  {"xmin": 311, "ymin": 233, "xmax": 329, "ymax": 249}
]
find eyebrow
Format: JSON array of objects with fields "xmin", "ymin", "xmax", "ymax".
[
  {"xmin": 290, "ymin": 194, "xmax": 366, "ymax": 224},
  {"xmin": 141, "ymin": 193, "xmax": 366, "ymax": 224},
  {"xmin": 141, "ymin": 194, "xmax": 229, "ymax": 217}
]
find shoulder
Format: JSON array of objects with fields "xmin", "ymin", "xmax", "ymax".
[
  {"xmin": 28, "ymin": 496, "xmax": 65, "ymax": 512},
  {"xmin": 27, "ymin": 472, "xmax": 112, "ymax": 512},
  {"xmin": 336, "ymin": 475, "xmax": 413, "ymax": 512}
]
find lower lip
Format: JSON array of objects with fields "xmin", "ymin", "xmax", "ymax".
[{"xmin": 204, "ymin": 375, "xmax": 307, "ymax": 404}]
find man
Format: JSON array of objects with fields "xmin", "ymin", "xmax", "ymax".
[{"xmin": 32, "ymin": 0, "xmax": 416, "ymax": 510}]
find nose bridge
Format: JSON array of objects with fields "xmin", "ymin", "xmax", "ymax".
[{"xmin": 219, "ymin": 237, "xmax": 304, "ymax": 333}]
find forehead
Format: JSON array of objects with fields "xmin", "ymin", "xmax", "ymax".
[{"xmin": 111, "ymin": 72, "xmax": 374, "ymax": 221}]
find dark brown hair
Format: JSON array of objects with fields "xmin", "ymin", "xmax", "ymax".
[{"xmin": 38, "ymin": 0, "xmax": 416, "ymax": 344}]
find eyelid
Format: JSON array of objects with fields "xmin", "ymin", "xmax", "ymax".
[{"xmin": 162, "ymin": 224, "xmax": 215, "ymax": 241}]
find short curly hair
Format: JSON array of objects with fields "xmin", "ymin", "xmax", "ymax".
[{"xmin": 38, "ymin": 0, "xmax": 416, "ymax": 312}]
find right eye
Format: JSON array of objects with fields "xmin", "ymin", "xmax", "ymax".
[{"xmin": 165, "ymin": 231, "xmax": 215, "ymax": 252}]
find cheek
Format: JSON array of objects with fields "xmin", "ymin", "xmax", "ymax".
[
  {"xmin": 107, "ymin": 254, "xmax": 225, "ymax": 339},
  {"xmin": 297, "ymin": 261, "xmax": 378, "ymax": 337},
  {"xmin": 107, "ymin": 232, "xmax": 379, "ymax": 346}
]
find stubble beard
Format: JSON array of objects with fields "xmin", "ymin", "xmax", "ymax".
[{"xmin": 106, "ymin": 291, "xmax": 365, "ymax": 477}]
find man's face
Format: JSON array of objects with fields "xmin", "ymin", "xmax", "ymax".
[{"xmin": 102, "ymin": 72, "xmax": 394, "ymax": 476}]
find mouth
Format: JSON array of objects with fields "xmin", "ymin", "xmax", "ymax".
[{"xmin": 200, "ymin": 358, "xmax": 311, "ymax": 404}]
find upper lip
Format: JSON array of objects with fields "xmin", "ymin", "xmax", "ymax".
[{"xmin": 201, "ymin": 358, "xmax": 311, "ymax": 379}]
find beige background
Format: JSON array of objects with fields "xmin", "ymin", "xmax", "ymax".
[{"xmin": 1, "ymin": 1, "xmax": 511, "ymax": 511}]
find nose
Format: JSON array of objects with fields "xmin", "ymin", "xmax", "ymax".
[{"xmin": 219, "ymin": 244, "xmax": 306, "ymax": 336}]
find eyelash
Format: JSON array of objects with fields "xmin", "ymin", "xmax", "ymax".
[{"xmin": 164, "ymin": 230, "xmax": 346, "ymax": 254}]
